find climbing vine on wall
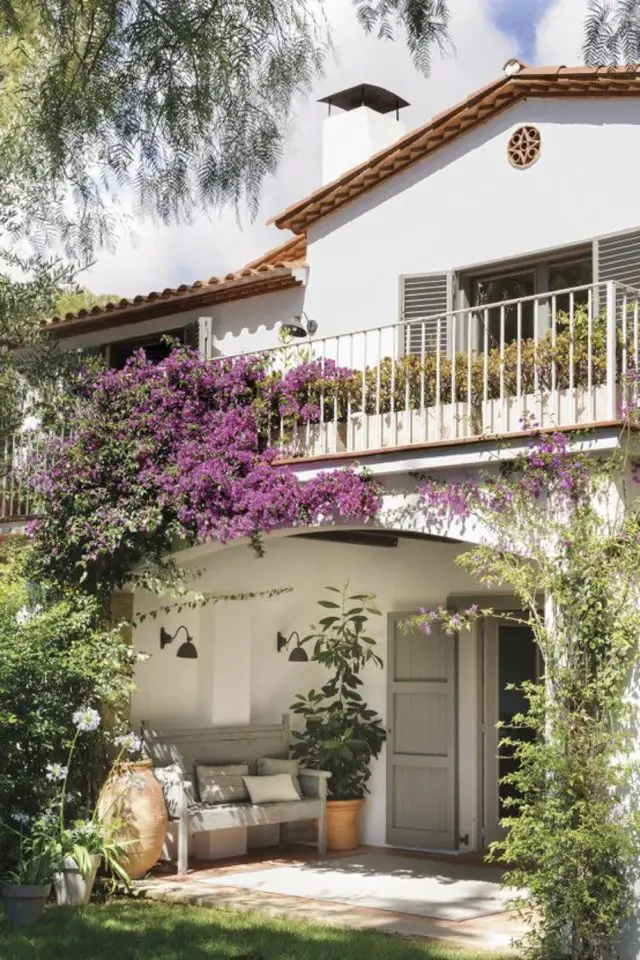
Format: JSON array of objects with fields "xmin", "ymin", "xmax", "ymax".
[
  {"xmin": 29, "ymin": 347, "xmax": 380, "ymax": 600},
  {"xmin": 412, "ymin": 430, "xmax": 640, "ymax": 960}
]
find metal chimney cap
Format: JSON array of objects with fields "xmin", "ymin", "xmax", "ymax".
[{"xmin": 318, "ymin": 84, "xmax": 410, "ymax": 115}]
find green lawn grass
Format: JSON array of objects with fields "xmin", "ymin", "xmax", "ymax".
[{"xmin": 0, "ymin": 899, "xmax": 511, "ymax": 960}]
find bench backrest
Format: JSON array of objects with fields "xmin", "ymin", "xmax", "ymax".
[{"xmin": 141, "ymin": 714, "xmax": 291, "ymax": 773}]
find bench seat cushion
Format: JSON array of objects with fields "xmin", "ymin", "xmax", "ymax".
[{"xmin": 187, "ymin": 798, "xmax": 322, "ymax": 831}]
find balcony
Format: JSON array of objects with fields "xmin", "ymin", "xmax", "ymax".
[{"xmin": 2, "ymin": 280, "xmax": 638, "ymax": 522}]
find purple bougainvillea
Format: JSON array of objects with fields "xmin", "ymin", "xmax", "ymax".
[{"xmin": 30, "ymin": 348, "xmax": 380, "ymax": 597}]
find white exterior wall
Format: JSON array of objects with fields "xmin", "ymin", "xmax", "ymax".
[
  {"xmin": 57, "ymin": 98, "xmax": 640, "ymax": 363},
  {"xmin": 60, "ymin": 286, "xmax": 304, "ymax": 356},
  {"xmin": 131, "ymin": 533, "xmax": 485, "ymax": 853},
  {"xmin": 303, "ymin": 98, "xmax": 640, "ymax": 338}
]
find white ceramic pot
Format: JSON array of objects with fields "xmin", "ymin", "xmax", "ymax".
[{"xmin": 53, "ymin": 855, "xmax": 100, "ymax": 906}]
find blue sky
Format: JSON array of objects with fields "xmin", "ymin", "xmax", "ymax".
[{"xmin": 489, "ymin": 0, "xmax": 556, "ymax": 59}]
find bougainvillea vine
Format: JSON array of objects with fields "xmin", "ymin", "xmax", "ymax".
[{"xmin": 29, "ymin": 348, "xmax": 380, "ymax": 598}]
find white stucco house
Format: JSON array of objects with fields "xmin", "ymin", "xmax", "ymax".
[{"xmin": 5, "ymin": 61, "xmax": 640, "ymax": 864}]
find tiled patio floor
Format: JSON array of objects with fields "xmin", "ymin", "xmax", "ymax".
[{"xmin": 133, "ymin": 846, "xmax": 528, "ymax": 952}]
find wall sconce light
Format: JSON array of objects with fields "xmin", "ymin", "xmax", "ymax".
[
  {"xmin": 160, "ymin": 625, "xmax": 198, "ymax": 659},
  {"xmin": 276, "ymin": 630, "xmax": 309, "ymax": 662},
  {"xmin": 280, "ymin": 311, "xmax": 318, "ymax": 339}
]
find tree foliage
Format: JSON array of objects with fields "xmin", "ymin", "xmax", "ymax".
[
  {"xmin": 0, "ymin": 252, "xmax": 81, "ymax": 438},
  {"xmin": 583, "ymin": 0, "xmax": 640, "ymax": 64},
  {"xmin": 0, "ymin": 0, "xmax": 450, "ymax": 255},
  {"xmin": 54, "ymin": 287, "xmax": 120, "ymax": 318}
]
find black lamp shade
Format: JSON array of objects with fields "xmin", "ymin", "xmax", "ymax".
[
  {"xmin": 160, "ymin": 625, "xmax": 197, "ymax": 659},
  {"xmin": 281, "ymin": 316, "xmax": 307, "ymax": 338},
  {"xmin": 176, "ymin": 638, "xmax": 198, "ymax": 659},
  {"xmin": 288, "ymin": 645, "xmax": 308, "ymax": 663}
]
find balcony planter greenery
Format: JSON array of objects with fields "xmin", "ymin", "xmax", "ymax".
[{"xmin": 290, "ymin": 585, "xmax": 386, "ymax": 851}]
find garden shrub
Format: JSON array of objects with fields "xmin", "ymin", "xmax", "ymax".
[{"xmin": 0, "ymin": 540, "xmax": 134, "ymax": 867}]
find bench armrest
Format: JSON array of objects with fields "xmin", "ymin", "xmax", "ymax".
[
  {"xmin": 299, "ymin": 769, "xmax": 331, "ymax": 800},
  {"xmin": 177, "ymin": 776, "xmax": 194, "ymax": 819}
]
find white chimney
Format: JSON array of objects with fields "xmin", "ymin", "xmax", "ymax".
[{"xmin": 318, "ymin": 84, "xmax": 409, "ymax": 185}]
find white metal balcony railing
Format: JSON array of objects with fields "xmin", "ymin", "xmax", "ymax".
[{"xmin": 2, "ymin": 280, "xmax": 639, "ymax": 521}]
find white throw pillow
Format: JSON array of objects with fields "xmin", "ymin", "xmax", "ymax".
[
  {"xmin": 243, "ymin": 773, "xmax": 301, "ymax": 805},
  {"xmin": 196, "ymin": 763, "xmax": 250, "ymax": 804},
  {"xmin": 256, "ymin": 757, "xmax": 302, "ymax": 797}
]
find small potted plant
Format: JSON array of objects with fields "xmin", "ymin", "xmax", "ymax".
[
  {"xmin": 1, "ymin": 817, "xmax": 58, "ymax": 927},
  {"xmin": 54, "ymin": 816, "xmax": 130, "ymax": 906},
  {"xmin": 2, "ymin": 706, "xmax": 134, "ymax": 918},
  {"xmin": 290, "ymin": 585, "xmax": 386, "ymax": 851},
  {"xmin": 52, "ymin": 712, "xmax": 134, "ymax": 904}
]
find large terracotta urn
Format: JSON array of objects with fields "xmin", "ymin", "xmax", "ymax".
[
  {"xmin": 97, "ymin": 760, "xmax": 167, "ymax": 880},
  {"xmin": 326, "ymin": 798, "xmax": 365, "ymax": 851}
]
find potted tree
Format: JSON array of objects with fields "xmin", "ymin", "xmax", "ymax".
[{"xmin": 290, "ymin": 585, "xmax": 386, "ymax": 851}]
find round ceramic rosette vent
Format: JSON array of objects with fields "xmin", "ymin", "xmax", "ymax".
[{"xmin": 508, "ymin": 125, "xmax": 541, "ymax": 169}]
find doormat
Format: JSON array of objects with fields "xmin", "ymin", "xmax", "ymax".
[{"xmin": 197, "ymin": 852, "xmax": 513, "ymax": 922}]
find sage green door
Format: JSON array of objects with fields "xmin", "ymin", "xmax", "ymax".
[{"xmin": 387, "ymin": 615, "xmax": 457, "ymax": 850}]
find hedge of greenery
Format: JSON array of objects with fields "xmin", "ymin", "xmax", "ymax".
[{"xmin": 0, "ymin": 541, "xmax": 134, "ymax": 871}]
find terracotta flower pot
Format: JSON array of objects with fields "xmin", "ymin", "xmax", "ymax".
[
  {"xmin": 97, "ymin": 759, "xmax": 167, "ymax": 880},
  {"xmin": 326, "ymin": 798, "xmax": 365, "ymax": 851}
]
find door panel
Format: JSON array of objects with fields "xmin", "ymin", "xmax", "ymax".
[{"xmin": 387, "ymin": 616, "xmax": 457, "ymax": 850}]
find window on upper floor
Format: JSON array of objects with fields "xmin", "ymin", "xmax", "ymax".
[
  {"xmin": 466, "ymin": 249, "xmax": 593, "ymax": 349},
  {"xmin": 547, "ymin": 257, "xmax": 593, "ymax": 314},
  {"xmin": 107, "ymin": 326, "xmax": 193, "ymax": 369},
  {"xmin": 471, "ymin": 271, "xmax": 535, "ymax": 347}
]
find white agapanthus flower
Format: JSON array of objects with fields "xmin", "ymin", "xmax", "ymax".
[
  {"xmin": 15, "ymin": 604, "xmax": 42, "ymax": 625},
  {"xmin": 115, "ymin": 732, "xmax": 142, "ymax": 755},
  {"xmin": 45, "ymin": 762, "xmax": 68, "ymax": 781},
  {"xmin": 72, "ymin": 707, "xmax": 101, "ymax": 733}
]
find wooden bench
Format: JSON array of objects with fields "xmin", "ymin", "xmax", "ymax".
[{"xmin": 141, "ymin": 714, "xmax": 330, "ymax": 875}]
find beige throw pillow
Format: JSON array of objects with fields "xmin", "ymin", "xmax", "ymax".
[
  {"xmin": 256, "ymin": 757, "xmax": 302, "ymax": 797},
  {"xmin": 196, "ymin": 763, "xmax": 250, "ymax": 804},
  {"xmin": 243, "ymin": 773, "xmax": 301, "ymax": 805}
]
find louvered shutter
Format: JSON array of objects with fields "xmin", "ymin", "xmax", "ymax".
[
  {"xmin": 595, "ymin": 229, "xmax": 640, "ymax": 291},
  {"xmin": 183, "ymin": 320, "xmax": 199, "ymax": 350},
  {"xmin": 400, "ymin": 273, "xmax": 452, "ymax": 356},
  {"xmin": 183, "ymin": 317, "xmax": 216, "ymax": 358}
]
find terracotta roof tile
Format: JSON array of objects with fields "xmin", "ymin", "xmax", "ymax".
[
  {"xmin": 271, "ymin": 65, "xmax": 640, "ymax": 234},
  {"xmin": 44, "ymin": 235, "xmax": 308, "ymax": 335}
]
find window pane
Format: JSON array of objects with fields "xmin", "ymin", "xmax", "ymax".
[
  {"xmin": 109, "ymin": 329, "xmax": 185, "ymax": 370},
  {"xmin": 473, "ymin": 273, "xmax": 535, "ymax": 346},
  {"xmin": 548, "ymin": 258, "xmax": 592, "ymax": 314}
]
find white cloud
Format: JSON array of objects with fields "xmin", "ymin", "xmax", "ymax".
[
  {"xmin": 535, "ymin": 0, "xmax": 589, "ymax": 64},
  {"xmin": 84, "ymin": 0, "xmax": 518, "ymax": 297}
]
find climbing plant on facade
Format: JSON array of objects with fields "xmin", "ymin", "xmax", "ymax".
[
  {"xmin": 29, "ymin": 346, "xmax": 381, "ymax": 600},
  {"xmin": 411, "ymin": 430, "xmax": 640, "ymax": 960}
]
